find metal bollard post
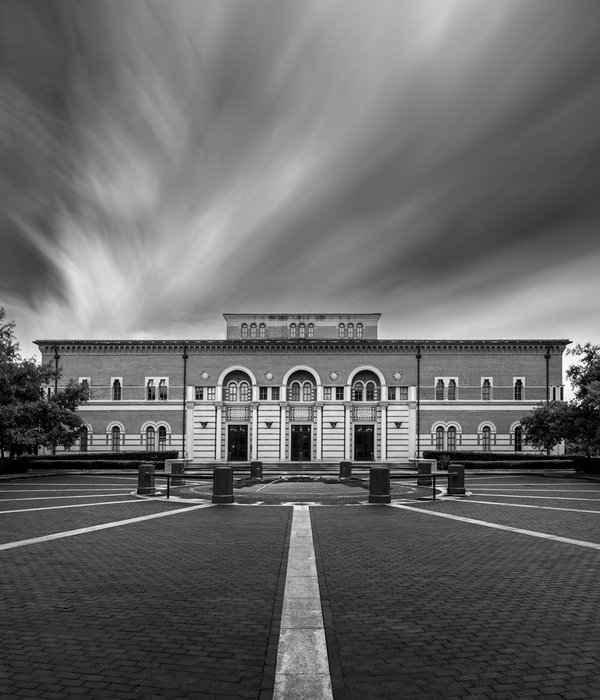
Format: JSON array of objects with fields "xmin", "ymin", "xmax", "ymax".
[
  {"xmin": 250, "ymin": 461, "xmax": 263, "ymax": 480},
  {"xmin": 137, "ymin": 462, "xmax": 156, "ymax": 495},
  {"xmin": 448, "ymin": 464, "xmax": 466, "ymax": 495},
  {"xmin": 340, "ymin": 461, "xmax": 352, "ymax": 480},
  {"xmin": 417, "ymin": 459, "xmax": 433, "ymax": 486},
  {"xmin": 369, "ymin": 466, "xmax": 391, "ymax": 504},
  {"xmin": 212, "ymin": 466, "xmax": 234, "ymax": 504}
]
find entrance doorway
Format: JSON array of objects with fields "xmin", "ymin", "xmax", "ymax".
[
  {"xmin": 290, "ymin": 425, "xmax": 311, "ymax": 462},
  {"xmin": 228, "ymin": 424, "xmax": 248, "ymax": 461},
  {"xmin": 354, "ymin": 424, "xmax": 375, "ymax": 461}
]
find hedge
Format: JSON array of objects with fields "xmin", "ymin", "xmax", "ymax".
[
  {"xmin": 571, "ymin": 457, "xmax": 600, "ymax": 474},
  {"xmin": 24, "ymin": 459, "xmax": 153, "ymax": 470},
  {"xmin": 450, "ymin": 460, "xmax": 573, "ymax": 470},
  {"xmin": 423, "ymin": 451, "xmax": 573, "ymax": 463},
  {"xmin": 18, "ymin": 450, "xmax": 178, "ymax": 465}
]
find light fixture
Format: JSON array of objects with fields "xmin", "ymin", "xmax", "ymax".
[
  {"xmin": 394, "ymin": 421, "xmax": 403, "ymax": 429},
  {"xmin": 330, "ymin": 421, "xmax": 338, "ymax": 428},
  {"xmin": 265, "ymin": 421, "xmax": 273, "ymax": 429},
  {"xmin": 200, "ymin": 421, "xmax": 208, "ymax": 429}
]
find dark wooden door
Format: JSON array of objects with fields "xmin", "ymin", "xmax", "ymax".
[
  {"xmin": 354, "ymin": 425, "xmax": 374, "ymax": 461},
  {"xmin": 228, "ymin": 425, "xmax": 248, "ymax": 461},
  {"xmin": 290, "ymin": 425, "xmax": 311, "ymax": 461}
]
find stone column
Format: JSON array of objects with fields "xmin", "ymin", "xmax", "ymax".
[
  {"xmin": 279, "ymin": 403, "xmax": 287, "ymax": 461},
  {"xmin": 380, "ymin": 403, "xmax": 387, "ymax": 461},
  {"xmin": 251, "ymin": 402, "xmax": 259, "ymax": 461},
  {"xmin": 344, "ymin": 402, "xmax": 352, "ymax": 462},
  {"xmin": 215, "ymin": 403, "xmax": 223, "ymax": 461},
  {"xmin": 315, "ymin": 402, "xmax": 323, "ymax": 461}
]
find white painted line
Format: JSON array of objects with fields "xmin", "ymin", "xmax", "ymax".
[
  {"xmin": 473, "ymin": 493, "xmax": 600, "ymax": 502},
  {"xmin": 274, "ymin": 505, "xmax": 333, "ymax": 700},
  {"xmin": 461, "ymin": 499, "xmax": 600, "ymax": 515},
  {"xmin": 0, "ymin": 500, "xmax": 142, "ymax": 514},
  {"xmin": 0, "ymin": 487, "xmax": 134, "ymax": 492},
  {"xmin": 390, "ymin": 503, "xmax": 600, "ymax": 551},
  {"xmin": 471, "ymin": 487, "xmax": 600, "ymax": 492},
  {"xmin": 0, "ymin": 503, "xmax": 214, "ymax": 551},
  {"xmin": 0, "ymin": 494, "xmax": 132, "ymax": 502}
]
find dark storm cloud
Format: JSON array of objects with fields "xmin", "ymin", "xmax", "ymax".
[{"xmin": 2, "ymin": 0, "xmax": 600, "ymax": 346}]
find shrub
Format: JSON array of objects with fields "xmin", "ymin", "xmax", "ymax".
[
  {"xmin": 26, "ymin": 459, "xmax": 153, "ymax": 470},
  {"xmin": 571, "ymin": 457, "xmax": 600, "ymax": 474},
  {"xmin": 451, "ymin": 460, "xmax": 573, "ymax": 470},
  {"xmin": 423, "ymin": 450, "xmax": 572, "ymax": 463},
  {"xmin": 17, "ymin": 450, "xmax": 178, "ymax": 466}
]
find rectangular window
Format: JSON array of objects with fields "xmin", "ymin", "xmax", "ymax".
[
  {"xmin": 259, "ymin": 387, "xmax": 268, "ymax": 401},
  {"xmin": 195, "ymin": 386, "xmax": 204, "ymax": 400},
  {"xmin": 207, "ymin": 387, "xmax": 216, "ymax": 400},
  {"xmin": 158, "ymin": 379, "xmax": 168, "ymax": 401},
  {"xmin": 398, "ymin": 387, "xmax": 408, "ymax": 400},
  {"xmin": 335, "ymin": 387, "xmax": 344, "ymax": 401},
  {"xmin": 388, "ymin": 387, "xmax": 396, "ymax": 400},
  {"xmin": 324, "ymin": 387, "xmax": 332, "ymax": 400},
  {"xmin": 271, "ymin": 387, "xmax": 280, "ymax": 401}
]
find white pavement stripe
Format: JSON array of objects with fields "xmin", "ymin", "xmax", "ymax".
[
  {"xmin": 274, "ymin": 505, "xmax": 333, "ymax": 700},
  {"xmin": 0, "ymin": 503, "xmax": 214, "ymax": 551},
  {"xmin": 473, "ymin": 493, "xmax": 600, "ymax": 502},
  {"xmin": 0, "ymin": 494, "xmax": 132, "ymax": 502},
  {"xmin": 471, "ymin": 487, "xmax": 600, "ymax": 492},
  {"xmin": 390, "ymin": 503, "xmax": 600, "ymax": 551},
  {"xmin": 0, "ymin": 487, "xmax": 134, "ymax": 492},
  {"xmin": 459, "ymin": 499, "xmax": 600, "ymax": 515},
  {"xmin": 0, "ymin": 500, "xmax": 142, "ymax": 514}
]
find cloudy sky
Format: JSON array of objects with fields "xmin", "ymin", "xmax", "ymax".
[{"xmin": 2, "ymin": 0, "xmax": 600, "ymax": 360}]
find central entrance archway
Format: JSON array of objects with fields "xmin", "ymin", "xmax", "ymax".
[
  {"xmin": 354, "ymin": 424, "xmax": 374, "ymax": 461},
  {"xmin": 290, "ymin": 425, "xmax": 311, "ymax": 462}
]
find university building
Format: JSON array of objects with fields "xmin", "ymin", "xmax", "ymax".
[{"xmin": 35, "ymin": 313, "xmax": 570, "ymax": 462}]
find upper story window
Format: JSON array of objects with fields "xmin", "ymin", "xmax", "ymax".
[
  {"xmin": 324, "ymin": 387, "xmax": 332, "ymax": 400},
  {"xmin": 147, "ymin": 377, "xmax": 167, "ymax": 401},
  {"xmin": 146, "ymin": 379, "xmax": 155, "ymax": 401},
  {"xmin": 338, "ymin": 323, "xmax": 345, "ymax": 338},
  {"xmin": 307, "ymin": 323, "xmax": 314, "ymax": 338},
  {"xmin": 241, "ymin": 323, "xmax": 249, "ymax": 339},
  {"xmin": 298, "ymin": 323, "xmax": 306, "ymax": 338},
  {"xmin": 347, "ymin": 323, "xmax": 354, "ymax": 339},
  {"xmin": 290, "ymin": 323, "xmax": 297, "ymax": 339},
  {"xmin": 158, "ymin": 379, "xmax": 168, "ymax": 401},
  {"xmin": 356, "ymin": 323, "xmax": 363, "ymax": 339},
  {"xmin": 259, "ymin": 387, "xmax": 268, "ymax": 401},
  {"xmin": 481, "ymin": 379, "xmax": 491, "ymax": 401},
  {"xmin": 435, "ymin": 379, "xmax": 444, "ymax": 401},
  {"xmin": 289, "ymin": 380, "xmax": 315, "ymax": 402},
  {"xmin": 447, "ymin": 380, "xmax": 457, "ymax": 401},
  {"xmin": 112, "ymin": 379, "xmax": 122, "ymax": 401},
  {"xmin": 259, "ymin": 323, "xmax": 266, "ymax": 339},
  {"xmin": 225, "ymin": 380, "xmax": 251, "ymax": 402},
  {"xmin": 514, "ymin": 379, "xmax": 524, "ymax": 401},
  {"xmin": 352, "ymin": 380, "xmax": 379, "ymax": 402},
  {"xmin": 336, "ymin": 387, "xmax": 344, "ymax": 400},
  {"xmin": 250, "ymin": 323, "xmax": 257, "ymax": 339},
  {"xmin": 272, "ymin": 387, "xmax": 280, "ymax": 400}
]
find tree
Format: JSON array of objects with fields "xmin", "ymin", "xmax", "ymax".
[
  {"xmin": 0, "ymin": 308, "xmax": 88, "ymax": 459},
  {"xmin": 521, "ymin": 343, "xmax": 600, "ymax": 456}
]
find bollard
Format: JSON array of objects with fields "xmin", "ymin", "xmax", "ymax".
[
  {"xmin": 340, "ymin": 461, "xmax": 352, "ymax": 480},
  {"xmin": 212, "ymin": 466, "xmax": 234, "ymax": 504},
  {"xmin": 448, "ymin": 464, "xmax": 466, "ymax": 495},
  {"xmin": 250, "ymin": 461, "xmax": 263, "ymax": 480},
  {"xmin": 417, "ymin": 459, "xmax": 434, "ymax": 486},
  {"xmin": 137, "ymin": 462, "xmax": 156, "ymax": 495},
  {"xmin": 165, "ymin": 459, "xmax": 186, "ymax": 486},
  {"xmin": 369, "ymin": 466, "xmax": 391, "ymax": 503}
]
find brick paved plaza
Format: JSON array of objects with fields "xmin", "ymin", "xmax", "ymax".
[{"xmin": 1, "ymin": 472, "xmax": 600, "ymax": 698}]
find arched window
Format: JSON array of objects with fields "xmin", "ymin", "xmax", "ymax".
[
  {"xmin": 158, "ymin": 379, "xmax": 168, "ymax": 401},
  {"xmin": 514, "ymin": 425, "xmax": 523, "ymax": 452},
  {"xmin": 482, "ymin": 425, "xmax": 492, "ymax": 452},
  {"xmin": 356, "ymin": 323, "xmax": 363, "ymax": 339},
  {"xmin": 481, "ymin": 379, "xmax": 491, "ymax": 401},
  {"xmin": 227, "ymin": 382, "xmax": 238, "ymax": 401},
  {"xmin": 302, "ymin": 381, "xmax": 314, "ymax": 402},
  {"xmin": 436, "ymin": 426, "xmax": 444, "ymax": 451},
  {"xmin": 290, "ymin": 323, "xmax": 297, "ymax": 339},
  {"xmin": 250, "ymin": 323, "xmax": 257, "ymax": 339},
  {"xmin": 347, "ymin": 323, "xmax": 354, "ymax": 339},
  {"xmin": 365, "ymin": 381, "xmax": 376, "ymax": 401},
  {"xmin": 290, "ymin": 381, "xmax": 301, "ymax": 402},
  {"xmin": 435, "ymin": 380, "xmax": 444, "ymax": 401},
  {"xmin": 447, "ymin": 426, "xmax": 457, "ymax": 452},
  {"xmin": 298, "ymin": 323, "xmax": 306, "ymax": 338},
  {"xmin": 158, "ymin": 425, "xmax": 167, "ymax": 451},
  {"xmin": 111, "ymin": 426, "xmax": 121, "ymax": 451},
  {"xmin": 239, "ymin": 381, "xmax": 251, "ymax": 402},
  {"xmin": 146, "ymin": 380, "xmax": 155, "ymax": 401},
  {"xmin": 448, "ymin": 380, "xmax": 457, "ymax": 401},
  {"xmin": 80, "ymin": 426, "xmax": 88, "ymax": 452},
  {"xmin": 352, "ymin": 382, "xmax": 364, "ymax": 401},
  {"xmin": 146, "ymin": 426, "xmax": 155, "ymax": 451},
  {"xmin": 259, "ymin": 323, "xmax": 266, "ymax": 339},
  {"xmin": 514, "ymin": 379, "xmax": 523, "ymax": 401},
  {"xmin": 307, "ymin": 323, "xmax": 314, "ymax": 338},
  {"xmin": 241, "ymin": 323, "xmax": 249, "ymax": 339},
  {"xmin": 338, "ymin": 323, "xmax": 345, "ymax": 339},
  {"xmin": 112, "ymin": 379, "xmax": 122, "ymax": 401}
]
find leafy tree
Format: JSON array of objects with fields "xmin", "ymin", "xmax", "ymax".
[
  {"xmin": 521, "ymin": 343, "xmax": 600, "ymax": 456},
  {"xmin": 0, "ymin": 308, "xmax": 88, "ymax": 459}
]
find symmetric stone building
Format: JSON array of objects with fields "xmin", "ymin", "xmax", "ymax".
[{"xmin": 36, "ymin": 313, "xmax": 569, "ymax": 462}]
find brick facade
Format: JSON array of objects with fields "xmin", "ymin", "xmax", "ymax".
[{"xmin": 35, "ymin": 313, "xmax": 570, "ymax": 463}]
